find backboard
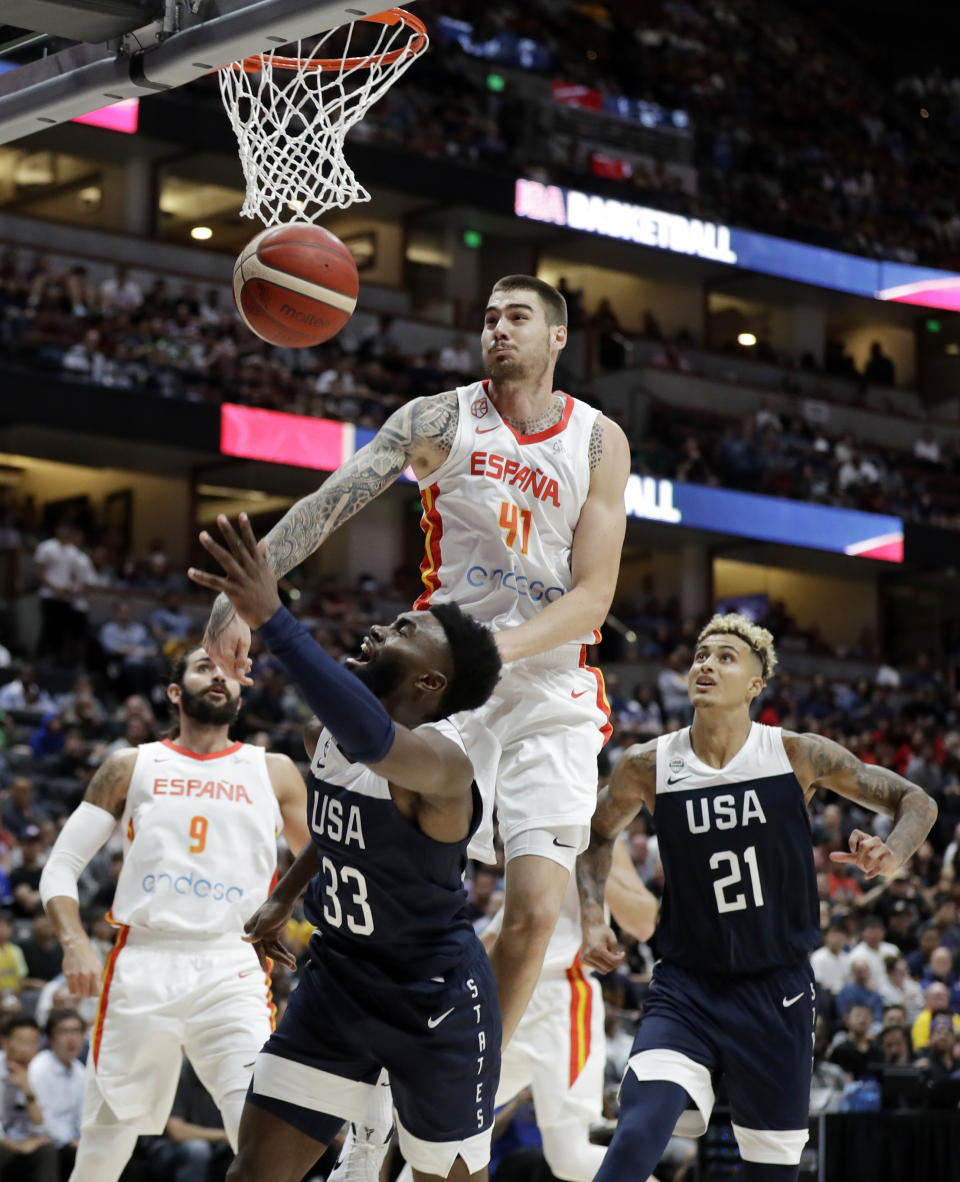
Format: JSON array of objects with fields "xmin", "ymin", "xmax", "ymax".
[{"xmin": 0, "ymin": 0, "xmax": 397, "ymax": 145}]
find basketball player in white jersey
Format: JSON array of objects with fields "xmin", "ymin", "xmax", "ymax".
[
  {"xmin": 38, "ymin": 648, "xmax": 309, "ymax": 1182},
  {"xmin": 203, "ymin": 275, "xmax": 630, "ymax": 1060}
]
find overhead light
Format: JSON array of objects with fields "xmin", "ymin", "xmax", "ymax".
[
  {"xmin": 191, "ymin": 226, "xmax": 213, "ymax": 240},
  {"xmin": 946, "ymin": 343, "xmax": 960, "ymax": 356},
  {"xmin": 737, "ymin": 332, "xmax": 757, "ymax": 347}
]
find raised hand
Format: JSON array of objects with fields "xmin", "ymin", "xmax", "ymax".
[{"xmin": 189, "ymin": 514, "xmax": 282, "ymax": 632}]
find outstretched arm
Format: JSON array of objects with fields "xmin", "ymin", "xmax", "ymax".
[
  {"xmin": 190, "ymin": 514, "xmax": 475, "ymax": 800},
  {"xmin": 204, "ymin": 392, "xmax": 459, "ymax": 682},
  {"xmin": 577, "ymin": 740, "xmax": 657, "ymax": 971},
  {"xmin": 497, "ymin": 416, "xmax": 629, "ymax": 663},
  {"xmin": 784, "ymin": 732, "xmax": 938, "ymax": 878}
]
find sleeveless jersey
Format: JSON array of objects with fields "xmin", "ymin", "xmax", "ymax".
[
  {"xmin": 304, "ymin": 720, "xmax": 481, "ymax": 981},
  {"xmin": 415, "ymin": 381, "xmax": 600, "ymax": 645},
  {"xmin": 653, "ymin": 724, "xmax": 819, "ymax": 976},
  {"xmin": 110, "ymin": 739, "xmax": 282, "ymax": 936}
]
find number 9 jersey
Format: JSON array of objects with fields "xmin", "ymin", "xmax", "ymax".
[
  {"xmin": 653, "ymin": 723, "xmax": 820, "ymax": 975},
  {"xmin": 109, "ymin": 739, "xmax": 283, "ymax": 936}
]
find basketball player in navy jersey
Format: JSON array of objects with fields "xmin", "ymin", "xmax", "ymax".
[
  {"xmin": 188, "ymin": 514, "xmax": 503, "ymax": 1182},
  {"xmin": 577, "ymin": 613, "xmax": 938, "ymax": 1182}
]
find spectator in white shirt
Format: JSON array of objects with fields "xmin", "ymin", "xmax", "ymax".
[
  {"xmin": 849, "ymin": 914, "xmax": 900, "ymax": 992},
  {"xmin": 618, "ymin": 683, "xmax": 664, "ymax": 737},
  {"xmin": 657, "ymin": 646, "xmax": 693, "ymax": 724},
  {"xmin": 913, "ymin": 429, "xmax": 942, "ymax": 467},
  {"xmin": 439, "ymin": 336, "xmax": 473, "ymax": 375},
  {"xmin": 0, "ymin": 1015, "xmax": 57, "ymax": 1181},
  {"xmin": 879, "ymin": 955, "xmax": 926, "ymax": 1024},
  {"xmin": 810, "ymin": 919, "xmax": 852, "ymax": 996},
  {"xmin": 27, "ymin": 1009, "xmax": 85, "ymax": 1178},
  {"xmin": 98, "ymin": 266, "xmax": 143, "ymax": 313},
  {"xmin": 33, "ymin": 523, "xmax": 89, "ymax": 665},
  {"xmin": 837, "ymin": 450, "xmax": 880, "ymax": 492},
  {"xmin": 0, "ymin": 667, "xmax": 57, "ymax": 716}
]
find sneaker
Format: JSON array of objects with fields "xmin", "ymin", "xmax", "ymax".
[{"xmin": 328, "ymin": 1122, "xmax": 393, "ymax": 1182}]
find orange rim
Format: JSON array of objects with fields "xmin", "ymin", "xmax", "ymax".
[{"xmin": 226, "ymin": 8, "xmax": 427, "ymax": 73}]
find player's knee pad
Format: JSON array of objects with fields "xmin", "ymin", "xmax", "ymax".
[
  {"xmin": 539, "ymin": 1123, "xmax": 606, "ymax": 1182},
  {"xmin": 593, "ymin": 1076, "xmax": 689, "ymax": 1182},
  {"xmin": 69, "ymin": 1123, "xmax": 140, "ymax": 1182},
  {"xmin": 219, "ymin": 1087, "xmax": 248, "ymax": 1151}
]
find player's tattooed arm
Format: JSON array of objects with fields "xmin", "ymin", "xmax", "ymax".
[
  {"xmin": 83, "ymin": 749, "xmax": 138, "ymax": 819},
  {"xmin": 588, "ymin": 415, "xmax": 605, "ymax": 472},
  {"xmin": 577, "ymin": 740, "xmax": 657, "ymax": 971},
  {"xmin": 784, "ymin": 731, "xmax": 938, "ymax": 877},
  {"xmin": 203, "ymin": 392, "xmax": 459, "ymax": 651}
]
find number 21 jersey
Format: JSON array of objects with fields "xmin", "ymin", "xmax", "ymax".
[{"xmin": 653, "ymin": 724, "xmax": 819, "ymax": 976}]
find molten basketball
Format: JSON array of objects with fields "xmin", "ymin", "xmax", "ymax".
[{"xmin": 232, "ymin": 222, "xmax": 359, "ymax": 347}]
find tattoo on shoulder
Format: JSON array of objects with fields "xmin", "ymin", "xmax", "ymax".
[
  {"xmin": 262, "ymin": 393, "xmax": 458, "ymax": 578},
  {"xmin": 588, "ymin": 417, "xmax": 604, "ymax": 472},
  {"xmin": 86, "ymin": 755, "xmax": 132, "ymax": 818}
]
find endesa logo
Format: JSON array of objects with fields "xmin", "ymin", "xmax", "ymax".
[
  {"xmin": 141, "ymin": 870, "xmax": 244, "ymax": 904},
  {"xmin": 466, "ymin": 564, "xmax": 565, "ymax": 602}
]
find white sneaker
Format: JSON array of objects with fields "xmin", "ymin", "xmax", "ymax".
[{"xmin": 328, "ymin": 1123, "xmax": 393, "ymax": 1182}]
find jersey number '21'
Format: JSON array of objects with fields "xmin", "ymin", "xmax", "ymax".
[
  {"xmin": 709, "ymin": 845, "xmax": 765, "ymax": 914},
  {"xmin": 321, "ymin": 856, "xmax": 374, "ymax": 935}
]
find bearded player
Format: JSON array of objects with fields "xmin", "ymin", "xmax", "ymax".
[{"xmin": 39, "ymin": 648, "xmax": 309, "ymax": 1182}]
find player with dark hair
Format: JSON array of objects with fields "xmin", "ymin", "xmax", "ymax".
[
  {"xmin": 39, "ymin": 643, "xmax": 309, "ymax": 1182},
  {"xmin": 188, "ymin": 514, "xmax": 503, "ymax": 1182},
  {"xmin": 202, "ymin": 272, "xmax": 629, "ymax": 1061},
  {"xmin": 577, "ymin": 613, "xmax": 938, "ymax": 1182}
]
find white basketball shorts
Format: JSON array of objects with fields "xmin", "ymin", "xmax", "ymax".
[
  {"xmin": 454, "ymin": 646, "xmax": 611, "ymax": 865},
  {"xmin": 495, "ymin": 959, "xmax": 605, "ymax": 1129},
  {"xmin": 82, "ymin": 926, "xmax": 274, "ymax": 1133}
]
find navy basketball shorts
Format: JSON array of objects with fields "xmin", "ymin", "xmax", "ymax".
[
  {"xmin": 248, "ymin": 942, "xmax": 501, "ymax": 1177},
  {"xmin": 625, "ymin": 959, "xmax": 815, "ymax": 1166}
]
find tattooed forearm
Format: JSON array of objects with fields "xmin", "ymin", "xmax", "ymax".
[
  {"xmin": 577, "ymin": 835, "xmax": 615, "ymax": 915},
  {"xmin": 588, "ymin": 416, "xmax": 604, "ymax": 472},
  {"xmin": 786, "ymin": 732, "xmax": 938, "ymax": 864},
  {"xmin": 263, "ymin": 392, "xmax": 459, "ymax": 578},
  {"xmin": 205, "ymin": 593, "xmax": 237, "ymax": 647},
  {"xmin": 84, "ymin": 754, "xmax": 134, "ymax": 818}
]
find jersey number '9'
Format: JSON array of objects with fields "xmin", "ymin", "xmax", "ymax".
[
  {"xmin": 188, "ymin": 815, "xmax": 208, "ymax": 854},
  {"xmin": 709, "ymin": 845, "xmax": 764, "ymax": 914},
  {"xmin": 321, "ymin": 856, "xmax": 375, "ymax": 935}
]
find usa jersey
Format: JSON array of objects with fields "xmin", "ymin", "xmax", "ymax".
[
  {"xmin": 415, "ymin": 381, "xmax": 600, "ymax": 645},
  {"xmin": 111, "ymin": 739, "xmax": 282, "ymax": 936},
  {"xmin": 304, "ymin": 720, "xmax": 482, "ymax": 981},
  {"xmin": 653, "ymin": 725, "xmax": 819, "ymax": 976}
]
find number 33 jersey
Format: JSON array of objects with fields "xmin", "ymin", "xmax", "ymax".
[
  {"xmin": 653, "ymin": 724, "xmax": 820, "ymax": 976},
  {"xmin": 415, "ymin": 381, "xmax": 600, "ymax": 646},
  {"xmin": 110, "ymin": 739, "xmax": 282, "ymax": 936},
  {"xmin": 304, "ymin": 721, "xmax": 482, "ymax": 982}
]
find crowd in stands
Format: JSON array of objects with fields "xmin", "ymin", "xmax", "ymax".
[
  {"xmin": 5, "ymin": 248, "xmax": 960, "ymax": 542},
  {"xmin": 352, "ymin": 0, "xmax": 960, "ymax": 268}
]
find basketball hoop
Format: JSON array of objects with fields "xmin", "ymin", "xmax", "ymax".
[{"xmin": 219, "ymin": 8, "xmax": 428, "ymax": 226}]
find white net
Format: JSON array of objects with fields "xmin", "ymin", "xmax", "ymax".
[{"xmin": 218, "ymin": 8, "xmax": 428, "ymax": 226}]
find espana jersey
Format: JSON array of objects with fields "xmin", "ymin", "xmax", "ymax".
[
  {"xmin": 110, "ymin": 739, "xmax": 281, "ymax": 935},
  {"xmin": 415, "ymin": 381, "xmax": 600, "ymax": 645},
  {"xmin": 653, "ymin": 724, "xmax": 819, "ymax": 976},
  {"xmin": 304, "ymin": 720, "xmax": 482, "ymax": 981}
]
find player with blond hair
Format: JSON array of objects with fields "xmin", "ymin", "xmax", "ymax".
[{"xmin": 578, "ymin": 613, "xmax": 938, "ymax": 1182}]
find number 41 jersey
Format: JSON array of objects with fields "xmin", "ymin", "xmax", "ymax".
[{"xmin": 653, "ymin": 724, "xmax": 819, "ymax": 976}]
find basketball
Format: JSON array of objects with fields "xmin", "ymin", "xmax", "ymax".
[{"xmin": 232, "ymin": 222, "xmax": 359, "ymax": 348}]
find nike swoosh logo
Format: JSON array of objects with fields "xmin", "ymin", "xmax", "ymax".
[
  {"xmin": 476, "ymin": 425, "xmax": 500, "ymax": 434},
  {"xmin": 782, "ymin": 993, "xmax": 804, "ymax": 1007},
  {"xmin": 571, "ymin": 690, "xmax": 589, "ymax": 699},
  {"xmin": 239, "ymin": 968, "xmax": 261, "ymax": 978},
  {"xmin": 553, "ymin": 837, "xmax": 575, "ymax": 848},
  {"xmin": 666, "ymin": 775, "xmax": 690, "ymax": 784},
  {"xmin": 428, "ymin": 1008, "xmax": 455, "ymax": 1028}
]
